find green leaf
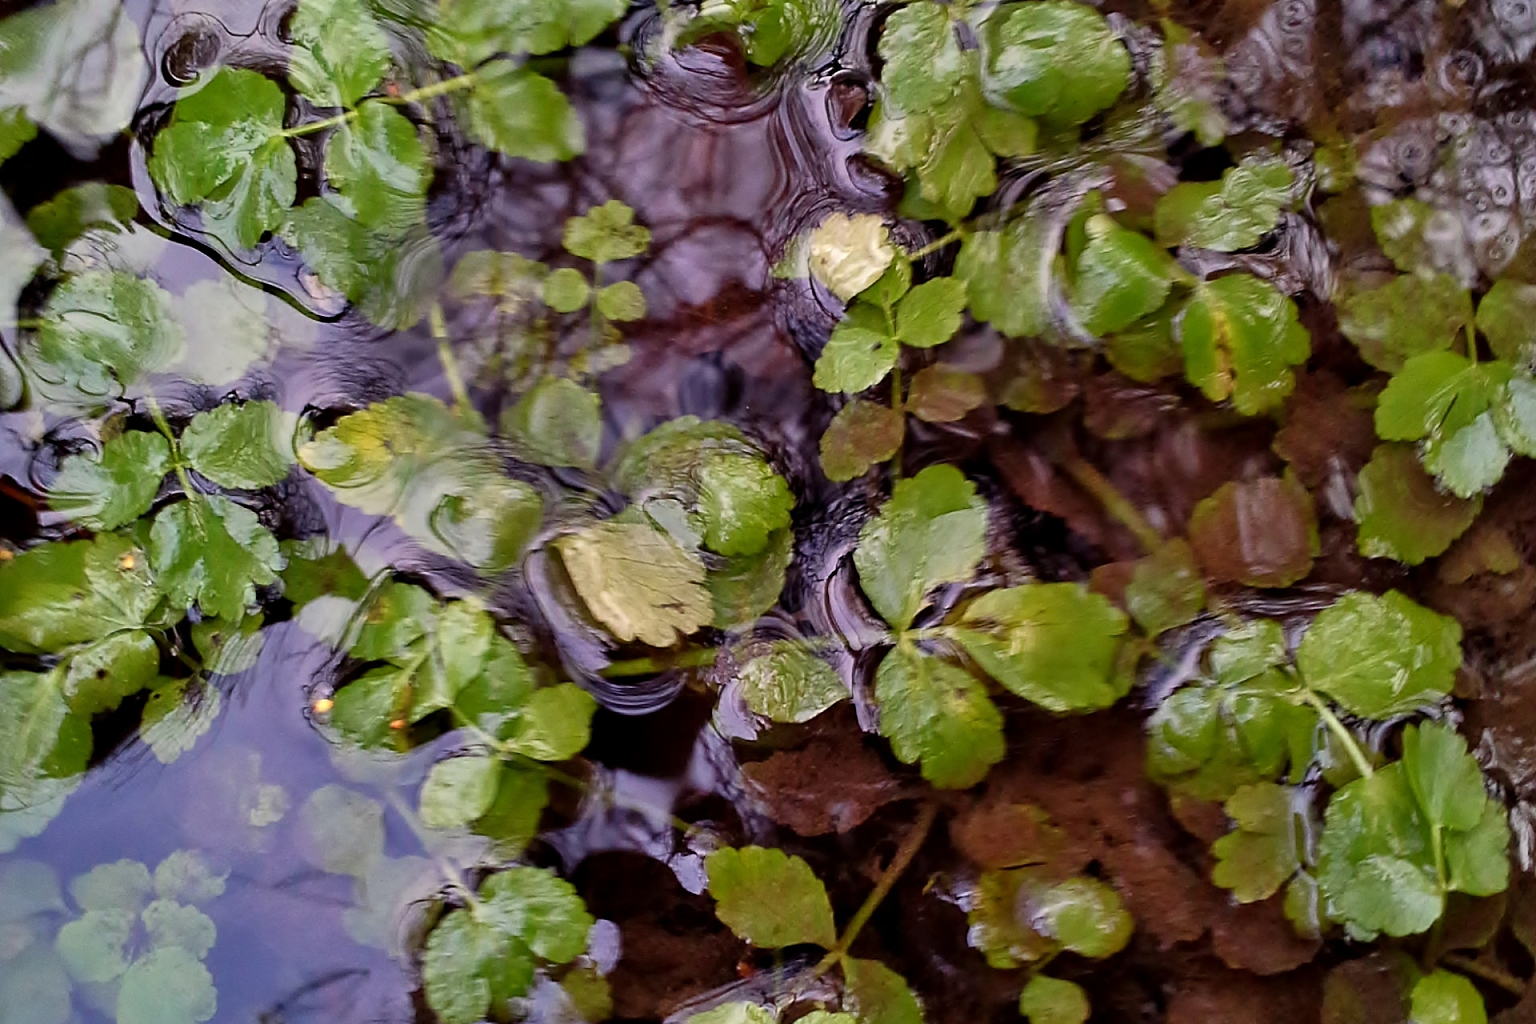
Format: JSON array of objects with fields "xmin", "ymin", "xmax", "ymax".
[
  {"xmin": 1071, "ymin": 215, "xmax": 1175, "ymax": 336},
  {"xmin": 815, "ymin": 303, "xmax": 898, "ymax": 393},
  {"xmin": 0, "ymin": 534, "xmax": 160, "ymax": 654},
  {"xmin": 843, "ymin": 957, "xmax": 925, "ymax": 1024},
  {"xmin": 543, "ymin": 268, "xmax": 591, "ymax": 312},
  {"xmin": 710, "ymin": 527, "xmax": 793, "ymax": 629},
  {"xmin": 1030, "ymin": 876, "xmax": 1133, "ymax": 957},
  {"xmin": 1018, "ymin": 975, "xmax": 1089, "ymax": 1024},
  {"xmin": 697, "ymin": 450, "xmax": 793, "ymax": 556},
  {"xmin": 807, "ymin": 213, "xmax": 896, "ymax": 301},
  {"xmin": 1339, "ymin": 274, "xmax": 1471, "ymax": 373},
  {"xmin": 1152, "ymin": 22, "xmax": 1228, "ymax": 147},
  {"xmin": 1354, "ymin": 444, "xmax": 1481, "ymax": 565},
  {"xmin": 1153, "ymin": 157, "xmax": 1293, "ymax": 251},
  {"xmin": 819, "ymin": 399, "xmax": 904, "ymax": 481},
  {"xmin": 555, "ymin": 520, "xmax": 712, "ymax": 647},
  {"xmin": 1179, "ymin": 273, "xmax": 1310, "ymax": 415},
  {"xmin": 596, "ymin": 280, "xmax": 646, "ymax": 321},
  {"xmin": 300, "ymin": 394, "xmax": 542, "ymax": 570},
  {"xmin": 982, "ymin": 0, "xmax": 1130, "ymax": 125},
  {"xmin": 181, "ymin": 400, "xmax": 296, "ymax": 490},
  {"xmin": 148, "ymin": 69, "xmax": 296, "ymax": 250},
  {"xmin": 687, "ymin": 1004, "xmax": 776, "ymax": 1024},
  {"xmin": 457, "ymin": 64, "xmax": 583, "ymax": 164},
  {"xmin": 0, "ymin": 670, "xmax": 90, "ymax": 804},
  {"xmin": 281, "ymin": 195, "xmax": 443, "ymax": 328},
  {"xmin": 689, "ymin": 0, "xmax": 836, "ymax": 66},
  {"xmin": 0, "ymin": 0, "xmax": 148, "ymax": 145},
  {"xmin": 874, "ymin": 643, "xmax": 1005, "ymax": 788},
  {"xmin": 481, "ymin": 865, "xmax": 593, "ymax": 961},
  {"xmin": 563, "ymin": 200, "xmax": 650, "ymax": 264},
  {"xmin": 27, "ymin": 270, "xmax": 185, "ymax": 403},
  {"xmin": 1123, "ymin": 540, "xmax": 1206, "ymax": 635},
  {"xmin": 426, "ymin": 0, "xmax": 627, "ymax": 65},
  {"xmin": 704, "ymin": 846, "xmax": 836, "ymax": 948},
  {"xmin": 72, "ymin": 859, "xmax": 152, "ymax": 913},
  {"xmin": 1409, "ymin": 971, "xmax": 1486, "ymax": 1024},
  {"xmin": 60, "ymin": 630, "xmax": 160, "ymax": 715},
  {"xmin": 737, "ymin": 642, "xmax": 844, "ymax": 723},
  {"xmin": 502, "ymin": 376, "xmax": 602, "ymax": 470},
  {"xmin": 895, "ymin": 276, "xmax": 968, "ymax": 348},
  {"xmin": 1477, "ymin": 279, "xmax": 1536, "ymax": 368},
  {"xmin": 955, "ymin": 208, "xmax": 1055, "ymax": 338},
  {"xmin": 502, "ymin": 683, "xmax": 596, "ymax": 761},
  {"xmin": 26, "ymin": 182, "xmax": 137, "ymax": 255},
  {"xmin": 1210, "ymin": 620, "xmax": 1288, "ymax": 684},
  {"xmin": 1211, "ymin": 782, "xmax": 1301, "ymax": 902},
  {"xmin": 1372, "ymin": 198, "xmax": 1442, "ymax": 274},
  {"xmin": 325, "ymin": 102, "xmax": 429, "ymax": 229},
  {"xmin": 854, "ymin": 464, "xmax": 987, "ymax": 632},
  {"xmin": 420, "ymin": 753, "xmax": 501, "ymax": 830},
  {"xmin": 287, "ymin": 0, "xmax": 392, "ymax": 107},
  {"xmin": 0, "ymin": 107, "xmax": 36, "ymax": 163},
  {"xmin": 878, "ymin": 1, "xmax": 965, "ymax": 110},
  {"xmin": 1297, "ymin": 590, "xmax": 1461, "ymax": 719},
  {"xmin": 1374, "ymin": 352, "xmax": 1514, "ymax": 498},
  {"xmin": 49, "ymin": 430, "xmax": 170, "ymax": 530},
  {"xmin": 116, "ymin": 946, "xmax": 217, "ymax": 1024},
  {"xmin": 140, "ymin": 681, "xmax": 222, "ymax": 764},
  {"xmin": 867, "ymin": 91, "xmax": 998, "ymax": 222},
  {"xmin": 149, "ymin": 495, "xmax": 284, "ymax": 620},
  {"xmin": 954, "ymin": 583, "xmax": 1129, "ymax": 712}
]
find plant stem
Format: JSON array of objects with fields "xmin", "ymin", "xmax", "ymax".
[
  {"xmin": 813, "ymin": 801, "xmax": 937, "ymax": 975},
  {"xmin": 601, "ymin": 646, "xmax": 722, "ymax": 678},
  {"xmin": 430, "ymin": 302, "xmax": 473, "ymax": 418},
  {"xmin": 1053, "ymin": 451, "xmax": 1163, "ymax": 554},
  {"xmin": 1300, "ymin": 689, "xmax": 1374, "ymax": 779},
  {"xmin": 1440, "ymin": 953, "xmax": 1527, "ymax": 997},
  {"xmin": 282, "ymin": 70, "xmax": 481, "ymax": 138},
  {"xmin": 904, "ymin": 229, "xmax": 964, "ymax": 262},
  {"xmin": 889, "ymin": 364, "xmax": 903, "ymax": 480},
  {"xmin": 144, "ymin": 394, "xmax": 198, "ymax": 497}
]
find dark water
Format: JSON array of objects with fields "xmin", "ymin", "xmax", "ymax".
[{"xmin": 7, "ymin": 0, "xmax": 1536, "ymax": 1022}]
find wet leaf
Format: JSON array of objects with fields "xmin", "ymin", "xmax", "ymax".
[
  {"xmin": 1354, "ymin": 444, "xmax": 1481, "ymax": 565},
  {"xmin": 300, "ymin": 784, "xmax": 384, "ymax": 878},
  {"xmin": 814, "ymin": 303, "xmax": 898, "ymax": 393},
  {"xmin": 982, "ymin": 0, "xmax": 1130, "ymax": 125},
  {"xmin": 563, "ymin": 200, "xmax": 650, "ymax": 264},
  {"xmin": 1211, "ymin": 620, "xmax": 1288, "ymax": 684},
  {"xmin": 687, "ymin": 1004, "xmax": 776, "ymax": 1024},
  {"xmin": 1477, "ymin": 279, "xmax": 1536, "ymax": 368},
  {"xmin": 807, "ymin": 213, "xmax": 895, "ymax": 301},
  {"xmin": 27, "ymin": 270, "xmax": 185, "ymax": 404},
  {"xmin": 969, "ymin": 869, "xmax": 1057, "ymax": 967},
  {"xmin": 907, "ymin": 364, "xmax": 986, "ymax": 422},
  {"xmin": 954, "ymin": 583, "xmax": 1128, "ymax": 712},
  {"xmin": 149, "ymin": 495, "xmax": 284, "ymax": 621},
  {"xmin": 956, "ymin": 207, "xmax": 1054, "ymax": 338},
  {"xmin": 1297, "ymin": 590, "xmax": 1460, "ymax": 720},
  {"xmin": 1154, "ymin": 157, "xmax": 1292, "ymax": 252},
  {"xmin": 1339, "ymin": 274, "xmax": 1471, "ymax": 373},
  {"xmin": 502, "ymin": 683, "xmax": 596, "ymax": 761},
  {"xmin": 1212, "ymin": 782, "xmax": 1301, "ymax": 903},
  {"xmin": 426, "ymin": 0, "xmax": 628, "ymax": 66},
  {"xmin": 1317, "ymin": 724, "xmax": 1509, "ymax": 939},
  {"xmin": 1123, "ymin": 540, "xmax": 1206, "ymax": 635},
  {"xmin": 855, "ymin": 464, "xmax": 987, "ymax": 631},
  {"xmin": 287, "ymin": 0, "xmax": 391, "ymax": 108},
  {"xmin": 878, "ymin": 1, "xmax": 965, "ymax": 110},
  {"xmin": 141, "ymin": 681, "xmax": 222, "ymax": 764},
  {"xmin": 281, "ymin": 195, "xmax": 444, "ymax": 328},
  {"xmin": 874, "ymin": 642, "xmax": 1005, "ymax": 789},
  {"xmin": 116, "ymin": 946, "xmax": 217, "ymax": 1024},
  {"xmin": 1179, "ymin": 273, "xmax": 1310, "ymax": 415},
  {"xmin": 153, "ymin": 851, "xmax": 226, "ymax": 905},
  {"xmin": 1187, "ymin": 474, "xmax": 1318, "ymax": 588},
  {"xmin": 142, "ymin": 900, "xmax": 216, "ymax": 957},
  {"xmin": 596, "ymin": 280, "xmax": 646, "ymax": 321},
  {"xmin": 1018, "ymin": 975, "xmax": 1089, "ymax": 1024},
  {"xmin": 704, "ymin": 845, "xmax": 837, "ymax": 948},
  {"xmin": 690, "ymin": 0, "xmax": 836, "ymax": 66},
  {"xmin": 737, "ymin": 642, "xmax": 845, "ymax": 723},
  {"xmin": 543, "ymin": 267, "xmax": 591, "ymax": 313},
  {"xmin": 1376, "ymin": 352, "xmax": 1518, "ymax": 498},
  {"xmin": 0, "ymin": 941, "xmax": 70, "ymax": 1024},
  {"xmin": 819, "ymin": 399, "xmax": 904, "ymax": 481},
  {"xmin": 1409, "ymin": 970, "xmax": 1486, "ymax": 1024},
  {"xmin": 49, "ymin": 430, "xmax": 170, "ymax": 530},
  {"xmin": 181, "ymin": 400, "xmax": 296, "ymax": 490},
  {"xmin": 555, "ymin": 520, "xmax": 712, "ymax": 647},
  {"xmin": 843, "ymin": 956, "xmax": 925, "ymax": 1024},
  {"xmin": 0, "ymin": 534, "xmax": 159, "ymax": 654},
  {"xmin": 502, "ymin": 376, "xmax": 602, "ymax": 470},
  {"xmin": 1071, "ymin": 215, "xmax": 1175, "ymax": 336},
  {"xmin": 1152, "ymin": 21, "xmax": 1225, "ymax": 146},
  {"xmin": 420, "ymin": 753, "xmax": 500, "ymax": 830},
  {"xmin": 148, "ymin": 69, "xmax": 296, "ymax": 250},
  {"xmin": 698, "ymin": 450, "xmax": 794, "ymax": 556},
  {"xmin": 0, "ymin": 0, "xmax": 148, "ymax": 146},
  {"xmin": 896, "ymin": 277, "xmax": 968, "ymax": 348},
  {"xmin": 710, "ymin": 527, "xmax": 793, "ymax": 629},
  {"xmin": 0, "ymin": 106, "xmax": 36, "ymax": 163},
  {"xmin": 1029, "ymin": 876, "xmax": 1133, "ymax": 957},
  {"xmin": 60, "ymin": 630, "xmax": 160, "ymax": 715},
  {"xmin": 26, "ymin": 182, "xmax": 137, "ymax": 255},
  {"xmin": 325, "ymin": 102, "xmax": 429, "ymax": 229}
]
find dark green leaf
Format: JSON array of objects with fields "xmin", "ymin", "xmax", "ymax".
[
  {"xmin": 1071, "ymin": 215, "xmax": 1175, "ymax": 336},
  {"xmin": 287, "ymin": 0, "xmax": 392, "ymax": 107},
  {"xmin": 697, "ymin": 450, "xmax": 794, "ymax": 557},
  {"xmin": 710, "ymin": 527, "xmax": 793, "ymax": 630},
  {"xmin": 842, "ymin": 957, "xmax": 925, "ymax": 1024},
  {"xmin": 420, "ymin": 753, "xmax": 500, "ymax": 830},
  {"xmin": 1477, "ymin": 279, "xmax": 1536, "ymax": 368},
  {"xmin": 1153, "ymin": 157, "xmax": 1292, "ymax": 251},
  {"xmin": 1375, "ymin": 352, "xmax": 1514, "ymax": 498},
  {"xmin": 181, "ymin": 401, "xmax": 296, "ymax": 490},
  {"xmin": 501, "ymin": 683, "xmax": 596, "ymax": 761},
  {"xmin": 60, "ymin": 630, "xmax": 160, "ymax": 714},
  {"xmin": 705, "ymin": 845, "xmax": 836, "ymax": 948},
  {"xmin": 26, "ymin": 182, "xmax": 137, "ymax": 255},
  {"xmin": 0, "ymin": 534, "xmax": 159, "ymax": 654},
  {"xmin": 426, "ymin": 0, "xmax": 628, "ymax": 65},
  {"xmin": 148, "ymin": 495, "xmax": 284, "ymax": 621},
  {"xmin": 49, "ymin": 430, "xmax": 170, "ymax": 530},
  {"xmin": 1123, "ymin": 540, "xmax": 1205, "ymax": 635},
  {"xmin": 1354, "ymin": 444, "xmax": 1481, "ymax": 565},
  {"xmin": 874, "ymin": 642, "xmax": 1005, "ymax": 789},
  {"xmin": 814, "ymin": 303, "xmax": 898, "ymax": 393},
  {"xmin": 982, "ymin": 0, "xmax": 1130, "ymax": 125}
]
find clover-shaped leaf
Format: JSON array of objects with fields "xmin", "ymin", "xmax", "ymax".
[
  {"xmin": 563, "ymin": 200, "xmax": 650, "ymax": 264},
  {"xmin": 1296, "ymin": 590, "xmax": 1460, "ymax": 720}
]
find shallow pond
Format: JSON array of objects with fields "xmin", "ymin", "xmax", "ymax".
[{"xmin": 5, "ymin": 0, "xmax": 1536, "ymax": 1022}]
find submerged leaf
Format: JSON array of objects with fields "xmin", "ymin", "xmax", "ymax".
[
  {"xmin": 563, "ymin": 200, "xmax": 650, "ymax": 264},
  {"xmin": 28, "ymin": 270, "xmax": 185, "ymax": 404},
  {"xmin": 737, "ymin": 643, "xmax": 844, "ymax": 723},
  {"xmin": 502, "ymin": 376, "xmax": 602, "ymax": 470},
  {"xmin": 555, "ymin": 520, "xmax": 711, "ymax": 647},
  {"xmin": 49, "ymin": 430, "xmax": 170, "ymax": 530},
  {"xmin": 0, "ymin": 534, "xmax": 159, "ymax": 654}
]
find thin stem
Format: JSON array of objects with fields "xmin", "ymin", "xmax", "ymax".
[
  {"xmin": 889, "ymin": 363, "xmax": 903, "ymax": 480},
  {"xmin": 813, "ymin": 801, "xmax": 937, "ymax": 976},
  {"xmin": 1053, "ymin": 452, "xmax": 1163, "ymax": 554},
  {"xmin": 1440, "ymin": 953, "xmax": 1527, "ymax": 998},
  {"xmin": 281, "ymin": 70, "xmax": 481, "ymax": 138},
  {"xmin": 430, "ymin": 302, "xmax": 473, "ymax": 418},
  {"xmin": 144, "ymin": 395, "xmax": 198, "ymax": 497},
  {"xmin": 904, "ymin": 229, "xmax": 964, "ymax": 262},
  {"xmin": 1300, "ymin": 690, "xmax": 1374, "ymax": 779},
  {"xmin": 601, "ymin": 646, "xmax": 721, "ymax": 678},
  {"xmin": 589, "ymin": 263, "xmax": 605, "ymax": 355}
]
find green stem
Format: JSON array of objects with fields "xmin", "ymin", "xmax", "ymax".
[
  {"xmin": 1300, "ymin": 690, "xmax": 1373, "ymax": 779},
  {"xmin": 601, "ymin": 646, "xmax": 721, "ymax": 678},
  {"xmin": 281, "ymin": 70, "xmax": 481, "ymax": 138},
  {"xmin": 889, "ymin": 363, "xmax": 903, "ymax": 480},
  {"xmin": 143, "ymin": 395, "xmax": 198, "ymax": 497},
  {"xmin": 382, "ymin": 789, "xmax": 480, "ymax": 909},
  {"xmin": 904, "ymin": 229, "xmax": 964, "ymax": 262},
  {"xmin": 1053, "ymin": 452, "xmax": 1163, "ymax": 554},
  {"xmin": 430, "ymin": 302, "xmax": 473, "ymax": 418},
  {"xmin": 589, "ymin": 263, "xmax": 605, "ymax": 356},
  {"xmin": 812, "ymin": 801, "xmax": 937, "ymax": 976}
]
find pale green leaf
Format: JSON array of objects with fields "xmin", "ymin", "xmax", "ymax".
[
  {"xmin": 1179, "ymin": 273, "xmax": 1310, "ymax": 415},
  {"xmin": 555, "ymin": 520, "xmax": 712, "ymax": 647},
  {"xmin": 704, "ymin": 845, "xmax": 836, "ymax": 948},
  {"xmin": 874, "ymin": 643, "xmax": 1004, "ymax": 789},
  {"xmin": 737, "ymin": 642, "xmax": 845, "ymax": 723},
  {"xmin": 502, "ymin": 376, "xmax": 602, "ymax": 470},
  {"xmin": 563, "ymin": 200, "xmax": 650, "ymax": 264},
  {"xmin": 1153, "ymin": 157, "xmax": 1292, "ymax": 251},
  {"xmin": 1018, "ymin": 975, "xmax": 1089, "ymax": 1024},
  {"xmin": 287, "ymin": 0, "xmax": 392, "ymax": 107},
  {"xmin": 181, "ymin": 400, "xmax": 296, "ymax": 490},
  {"xmin": 1296, "ymin": 590, "xmax": 1461, "ymax": 720}
]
